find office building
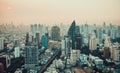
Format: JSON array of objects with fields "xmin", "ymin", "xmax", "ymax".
[
  {"xmin": 61, "ymin": 39, "xmax": 65, "ymax": 55},
  {"xmin": 88, "ymin": 33, "xmax": 98, "ymax": 50},
  {"xmin": 68, "ymin": 21, "xmax": 82, "ymax": 50},
  {"xmin": 34, "ymin": 24, "xmax": 37, "ymax": 33},
  {"xmin": 51, "ymin": 26, "xmax": 60, "ymax": 41},
  {"xmin": 25, "ymin": 33, "xmax": 29, "ymax": 45},
  {"xmin": 0, "ymin": 37, "xmax": 4, "ymax": 51},
  {"xmin": 70, "ymin": 50, "xmax": 80, "ymax": 65},
  {"xmin": 68, "ymin": 20, "xmax": 76, "ymax": 49},
  {"xmin": 41, "ymin": 35, "xmax": 48, "ymax": 48},
  {"xmin": 110, "ymin": 43, "xmax": 120, "ymax": 61},
  {"xmin": 25, "ymin": 46, "xmax": 38, "ymax": 70},
  {"xmin": 75, "ymin": 26, "xmax": 82, "ymax": 50},
  {"xmin": 104, "ymin": 35, "xmax": 111, "ymax": 47},
  {"xmin": 103, "ymin": 47, "xmax": 111, "ymax": 59},
  {"xmin": 36, "ymin": 33, "xmax": 40, "ymax": 47},
  {"xmin": 31, "ymin": 24, "xmax": 34, "ymax": 35},
  {"xmin": 14, "ymin": 47, "xmax": 20, "ymax": 58}
]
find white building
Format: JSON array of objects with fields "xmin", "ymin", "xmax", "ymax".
[
  {"xmin": 61, "ymin": 39, "xmax": 65, "ymax": 55},
  {"xmin": 79, "ymin": 54, "xmax": 88, "ymax": 62},
  {"xmin": 104, "ymin": 35, "xmax": 111, "ymax": 47},
  {"xmin": 14, "ymin": 69, "xmax": 22, "ymax": 73},
  {"xmin": 89, "ymin": 55, "xmax": 103, "ymax": 65},
  {"xmin": 14, "ymin": 47, "xmax": 20, "ymax": 58},
  {"xmin": 89, "ymin": 36, "xmax": 98, "ymax": 50},
  {"xmin": 70, "ymin": 50, "xmax": 80, "ymax": 65},
  {"xmin": 110, "ymin": 43, "xmax": 120, "ymax": 61},
  {"xmin": 0, "ymin": 37, "xmax": 4, "ymax": 51},
  {"xmin": 6, "ymin": 55, "xmax": 11, "ymax": 68}
]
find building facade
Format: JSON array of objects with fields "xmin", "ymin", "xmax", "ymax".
[
  {"xmin": 25, "ymin": 46, "xmax": 38, "ymax": 70},
  {"xmin": 0, "ymin": 37, "xmax": 4, "ymax": 51},
  {"xmin": 51, "ymin": 26, "xmax": 60, "ymax": 41}
]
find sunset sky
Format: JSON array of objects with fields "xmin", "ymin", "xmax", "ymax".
[{"xmin": 0, "ymin": 0, "xmax": 120, "ymax": 25}]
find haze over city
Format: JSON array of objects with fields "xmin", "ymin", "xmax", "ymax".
[
  {"xmin": 0, "ymin": 0, "xmax": 120, "ymax": 25},
  {"xmin": 0, "ymin": 0, "xmax": 120, "ymax": 73}
]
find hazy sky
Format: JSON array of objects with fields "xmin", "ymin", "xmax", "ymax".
[{"xmin": 0, "ymin": 0, "xmax": 120, "ymax": 25}]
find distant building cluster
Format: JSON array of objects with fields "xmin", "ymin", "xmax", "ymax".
[{"xmin": 0, "ymin": 21, "xmax": 120, "ymax": 73}]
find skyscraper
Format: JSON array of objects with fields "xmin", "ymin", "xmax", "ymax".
[
  {"xmin": 104, "ymin": 35, "xmax": 111, "ymax": 47},
  {"xmin": 88, "ymin": 33, "xmax": 98, "ymax": 50},
  {"xmin": 14, "ymin": 47, "xmax": 20, "ymax": 58},
  {"xmin": 75, "ymin": 26, "xmax": 82, "ymax": 50},
  {"xmin": 68, "ymin": 20, "xmax": 76, "ymax": 49},
  {"xmin": 41, "ymin": 35, "xmax": 48, "ymax": 48},
  {"xmin": 25, "ymin": 33, "xmax": 29, "ymax": 46},
  {"xmin": 25, "ymin": 45, "xmax": 38, "ymax": 70},
  {"xmin": 36, "ymin": 33, "xmax": 40, "ymax": 47},
  {"xmin": 0, "ymin": 37, "xmax": 4, "ymax": 51},
  {"xmin": 51, "ymin": 26, "xmax": 60, "ymax": 41},
  {"xmin": 110, "ymin": 43, "xmax": 120, "ymax": 61},
  {"xmin": 103, "ymin": 47, "xmax": 111, "ymax": 59},
  {"xmin": 68, "ymin": 21, "xmax": 82, "ymax": 50},
  {"xmin": 31, "ymin": 24, "xmax": 34, "ymax": 35},
  {"xmin": 34, "ymin": 24, "xmax": 37, "ymax": 34}
]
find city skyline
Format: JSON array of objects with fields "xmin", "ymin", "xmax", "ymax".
[{"xmin": 0, "ymin": 0, "xmax": 120, "ymax": 25}]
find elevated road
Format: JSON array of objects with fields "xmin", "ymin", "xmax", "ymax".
[{"xmin": 39, "ymin": 48, "xmax": 61, "ymax": 73}]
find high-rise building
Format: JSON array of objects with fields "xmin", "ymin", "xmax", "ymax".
[
  {"xmin": 25, "ymin": 46, "xmax": 38, "ymax": 70},
  {"xmin": 36, "ymin": 33, "xmax": 40, "ymax": 48},
  {"xmin": 88, "ymin": 33, "xmax": 98, "ymax": 50},
  {"xmin": 104, "ymin": 35, "xmax": 111, "ymax": 47},
  {"xmin": 70, "ymin": 50, "xmax": 80, "ymax": 65},
  {"xmin": 98, "ymin": 28, "xmax": 103, "ymax": 44},
  {"xmin": 25, "ymin": 33, "xmax": 29, "ymax": 45},
  {"xmin": 110, "ymin": 43, "xmax": 120, "ymax": 61},
  {"xmin": 51, "ymin": 26, "xmax": 60, "ymax": 41},
  {"xmin": 103, "ymin": 35, "xmax": 111, "ymax": 59},
  {"xmin": 103, "ymin": 47, "xmax": 111, "ymax": 59},
  {"xmin": 31, "ymin": 24, "xmax": 34, "ymax": 35},
  {"xmin": 68, "ymin": 20, "xmax": 76, "ymax": 49},
  {"xmin": 0, "ymin": 37, "xmax": 4, "ymax": 51},
  {"xmin": 38, "ymin": 24, "xmax": 41, "ymax": 34},
  {"xmin": 61, "ymin": 39, "xmax": 65, "ymax": 55},
  {"xmin": 75, "ymin": 26, "xmax": 82, "ymax": 50},
  {"xmin": 14, "ymin": 47, "xmax": 20, "ymax": 58},
  {"xmin": 38, "ymin": 24, "xmax": 43, "ymax": 38},
  {"xmin": 41, "ymin": 35, "xmax": 48, "ymax": 48},
  {"xmin": 68, "ymin": 21, "xmax": 82, "ymax": 50},
  {"xmin": 75, "ymin": 34, "xmax": 82, "ymax": 50},
  {"xmin": 34, "ymin": 24, "xmax": 37, "ymax": 34},
  {"xmin": 64, "ymin": 36, "xmax": 70, "ymax": 56}
]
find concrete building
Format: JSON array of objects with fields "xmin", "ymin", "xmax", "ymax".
[
  {"xmin": 68, "ymin": 21, "xmax": 76, "ymax": 49},
  {"xmin": 110, "ymin": 43, "xmax": 120, "ymax": 61},
  {"xmin": 6, "ymin": 55, "xmax": 11, "ymax": 68},
  {"xmin": 36, "ymin": 33, "xmax": 40, "ymax": 47},
  {"xmin": 25, "ymin": 46, "xmax": 38, "ymax": 70},
  {"xmin": 89, "ymin": 55, "xmax": 103, "ymax": 65},
  {"xmin": 25, "ymin": 33, "xmax": 29, "ymax": 45},
  {"xmin": 88, "ymin": 33, "xmax": 98, "ymax": 50},
  {"xmin": 51, "ymin": 26, "xmax": 60, "ymax": 41},
  {"xmin": 70, "ymin": 50, "xmax": 80, "ymax": 65},
  {"xmin": 104, "ymin": 35, "xmax": 111, "ymax": 47},
  {"xmin": 103, "ymin": 47, "xmax": 111, "ymax": 59},
  {"xmin": 64, "ymin": 36, "xmax": 70, "ymax": 57},
  {"xmin": 14, "ymin": 47, "xmax": 20, "ymax": 58},
  {"xmin": 79, "ymin": 54, "xmax": 88, "ymax": 63},
  {"xmin": 41, "ymin": 35, "xmax": 48, "ymax": 48},
  {"xmin": 14, "ymin": 69, "xmax": 22, "ymax": 73},
  {"xmin": 0, "ymin": 37, "xmax": 4, "ymax": 51}
]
